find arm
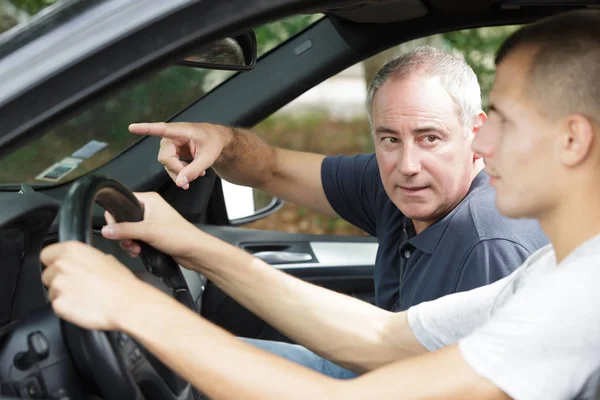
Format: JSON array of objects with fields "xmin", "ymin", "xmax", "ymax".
[
  {"xmin": 120, "ymin": 287, "xmax": 507, "ymax": 400},
  {"xmin": 101, "ymin": 193, "xmax": 425, "ymax": 372},
  {"xmin": 215, "ymin": 127, "xmax": 333, "ymax": 215},
  {"xmin": 40, "ymin": 241, "xmax": 508, "ymax": 400},
  {"xmin": 130, "ymin": 122, "xmax": 336, "ymax": 216},
  {"xmin": 190, "ymin": 233, "xmax": 426, "ymax": 373},
  {"xmin": 104, "ymin": 192, "xmax": 516, "ymax": 372}
]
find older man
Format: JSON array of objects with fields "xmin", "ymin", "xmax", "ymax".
[
  {"xmin": 43, "ymin": 9, "xmax": 600, "ymax": 398},
  {"xmin": 122, "ymin": 46, "xmax": 546, "ymax": 378}
]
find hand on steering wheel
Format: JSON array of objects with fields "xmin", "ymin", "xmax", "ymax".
[
  {"xmin": 41, "ymin": 241, "xmax": 142, "ymax": 331},
  {"xmin": 43, "ymin": 175, "xmax": 196, "ymax": 400}
]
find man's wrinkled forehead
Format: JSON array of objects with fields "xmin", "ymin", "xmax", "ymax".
[{"xmin": 374, "ymin": 74, "xmax": 458, "ymax": 116}]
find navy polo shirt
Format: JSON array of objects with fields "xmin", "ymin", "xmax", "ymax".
[{"xmin": 321, "ymin": 154, "xmax": 548, "ymax": 311}]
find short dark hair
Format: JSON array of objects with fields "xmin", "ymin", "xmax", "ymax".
[{"xmin": 496, "ymin": 9, "xmax": 600, "ymax": 121}]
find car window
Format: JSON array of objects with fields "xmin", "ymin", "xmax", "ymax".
[
  {"xmin": 0, "ymin": 0, "xmax": 238, "ymax": 186},
  {"xmin": 0, "ymin": 7, "xmax": 323, "ymax": 187},
  {"xmin": 241, "ymin": 27, "xmax": 518, "ymax": 236},
  {"xmin": 0, "ymin": 66, "xmax": 237, "ymax": 186},
  {"xmin": 255, "ymin": 14, "xmax": 323, "ymax": 58}
]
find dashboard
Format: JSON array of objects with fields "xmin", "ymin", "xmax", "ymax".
[{"xmin": 0, "ymin": 191, "xmax": 205, "ymax": 399}]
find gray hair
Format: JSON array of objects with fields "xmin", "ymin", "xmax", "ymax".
[{"xmin": 366, "ymin": 46, "xmax": 482, "ymax": 133}]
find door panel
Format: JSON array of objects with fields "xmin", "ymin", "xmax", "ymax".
[{"xmin": 197, "ymin": 225, "xmax": 377, "ymax": 341}]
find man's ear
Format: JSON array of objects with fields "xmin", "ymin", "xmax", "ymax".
[
  {"xmin": 558, "ymin": 114, "xmax": 595, "ymax": 167},
  {"xmin": 472, "ymin": 111, "xmax": 487, "ymax": 161},
  {"xmin": 473, "ymin": 111, "xmax": 488, "ymax": 133}
]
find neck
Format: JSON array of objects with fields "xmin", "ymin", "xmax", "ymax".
[
  {"xmin": 412, "ymin": 220, "xmax": 430, "ymax": 235},
  {"xmin": 539, "ymin": 193, "xmax": 600, "ymax": 263}
]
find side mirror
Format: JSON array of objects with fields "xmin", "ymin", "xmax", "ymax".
[
  {"xmin": 178, "ymin": 31, "xmax": 257, "ymax": 71},
  {"xmin": 221, "ymin": 181, "xmax": 284, "ymax": 225}
]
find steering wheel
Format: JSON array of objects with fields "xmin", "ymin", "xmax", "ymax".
[{"xmin": 57, "ymin": 175, "xmax": 196, "ymax": 400}]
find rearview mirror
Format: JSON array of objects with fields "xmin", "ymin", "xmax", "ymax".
[{"xmin": 178, "ymin": 31, "xmax": 257, "ymax": 71}]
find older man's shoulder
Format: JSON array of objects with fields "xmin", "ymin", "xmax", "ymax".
[{"xmin": 458, "ymin": 183, "xmax": 549, "ymax": 252}]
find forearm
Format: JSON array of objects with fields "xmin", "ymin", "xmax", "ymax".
[
  {"xmin": 212, "ymin": 125, "xmax": 278, "ymax": 189},
  {"xmin": 213, "ymin": 125, "xmax": 334, "ymax": 215},
  {"xmin": 344, "ymin": 346, "xmax": 509, "ymax": 400},
  {"xmin": 119, "ymin": 287, "xmax": 341, "ymax": 400},
  {"xmin": 182, "ymin": 232, "xmax": 424, "ymax": 372},
  {"xmin": 119, "ymin": 288, "xmax": 505, "ymax": 400}
]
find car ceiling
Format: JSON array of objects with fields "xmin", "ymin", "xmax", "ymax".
[
  {"xmin": 311, "ymin": 0, "xmax": 597, "ymax": 23},
  {"xmin": 316, "ymin": 0, "xmax": 429, "ymax": 23}
]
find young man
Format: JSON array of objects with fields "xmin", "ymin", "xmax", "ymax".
[{"xmin": 41, "ymin": 9, "xmax": 599, "ymax": 399}]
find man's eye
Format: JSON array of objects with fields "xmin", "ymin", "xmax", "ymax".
[
  {"xmin": 383, "ymin": 137, "xmax": 398, "ymax": 144},
  {"xmin": 426, "ymin": 135, "xmax": 438, "ymax": 143}
]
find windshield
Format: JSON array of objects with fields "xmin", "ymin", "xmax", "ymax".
[
  {"xmin": 0, "ymin": 1, "xmax": 323, "ymax": 186},
  {"xmin": 0, "ymin": 65, "xmax": 236, "ymax": 186}
]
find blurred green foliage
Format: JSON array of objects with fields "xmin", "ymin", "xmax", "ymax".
[
  {"xmin": 9, "ymin": 0, "xmax": 58, "ymax": 15},
  {"xmin": 255, "ymin": 14, "xmax": 323, "ymax": 57},
  {"xmin": 444, "ymin": 26, "xmax": 520, "ymax": 108}
]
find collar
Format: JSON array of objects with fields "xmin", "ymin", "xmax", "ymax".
[{"xmin": 406, "ymin": 170, "xmax": 489, "ymax": 254}]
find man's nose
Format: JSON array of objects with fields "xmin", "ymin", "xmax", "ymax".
[
  {"xmin": 472, "ymin": 124, "xmax": 496, "ymax": 159},
  {"xmin": 397, "ymin": 144, "xmax": 421, "ymax": 176}
]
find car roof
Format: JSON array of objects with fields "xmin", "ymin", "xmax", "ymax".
[{"xmin": 0, "ymin": 0, "xmax": 592, "ymax": 158}]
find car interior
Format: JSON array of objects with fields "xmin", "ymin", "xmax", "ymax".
[{"xmin": 0, "ymin": 0, "xmax": 593, "ymax": 398}]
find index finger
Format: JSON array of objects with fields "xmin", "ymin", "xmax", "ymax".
[{"xmin": 129, "ymin": 122, "xmax": 191, "ymax": 141}]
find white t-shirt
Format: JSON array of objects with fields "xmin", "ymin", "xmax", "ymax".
[{"xmin": 408, "ymin": 234, "xmax": 600, "ymax": 400}]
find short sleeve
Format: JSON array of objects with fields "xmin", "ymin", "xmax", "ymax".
[
  {"xmin": 407, "ymin": 275, "xmax": 513, "ymax": 351},
  {"xmin": 459, "ymin": 257, "xmax": 600, "ymax": 400},
  {"xmin": 321, "ymin": 154, "xmax": 380, "ymax": 236},
  {"xmin": 454, "ymin": 239, "xmax": 531, "ymax": 292}
]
